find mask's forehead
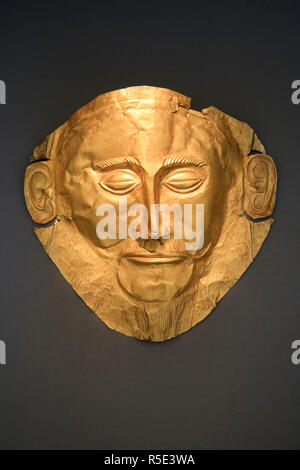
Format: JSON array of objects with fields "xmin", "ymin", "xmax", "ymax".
[{"xmin": 64, "ymin": 104, "xmax": 227, "ymax": 176}]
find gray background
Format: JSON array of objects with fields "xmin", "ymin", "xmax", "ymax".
[{"xmin": 0, "ymin": 0, "xmax": 299, "ymax": 449}]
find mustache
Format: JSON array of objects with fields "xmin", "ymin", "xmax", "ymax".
[{"xmin": 96, "ymin": 237, "xmax": 211, "ymax": 262}]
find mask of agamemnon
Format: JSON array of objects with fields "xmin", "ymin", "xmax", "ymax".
[{"xmin": 24, "ymin": 86, "xmax": 277, "ymax": 342}]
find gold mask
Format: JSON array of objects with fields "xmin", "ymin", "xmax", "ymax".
[{"xmin": 24, "ymin": 86, "xmax": 277, "ymax": 342}]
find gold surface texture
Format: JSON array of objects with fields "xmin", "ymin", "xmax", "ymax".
[{"xmin": 24, "ymin": 86, "xmax": 277, "ymax": 341}]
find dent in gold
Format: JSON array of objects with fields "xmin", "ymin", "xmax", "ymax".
[{"xmin": 24, "ymin": 86, "xmax": 277, "ymax": 342}]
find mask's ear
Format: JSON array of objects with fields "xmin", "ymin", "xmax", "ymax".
[
  {"xmin": 24, "ymin": 160, "xmax": 56, "ymax": 223},
  {"xmin": 243, "ymin": 153, "xmax": 277, "ymax": 219}
]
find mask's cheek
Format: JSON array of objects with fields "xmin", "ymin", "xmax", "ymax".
[
  {"xmin": 158, "ymin": 170, "xmax": 226, "ymax": 253},
  {"xmin": 65, "ymin": 169, "xmax": 147, "ymax": 249},
  {"xmin": 198, "ymin": 165, "xmax": 230, "ymax": 249}
]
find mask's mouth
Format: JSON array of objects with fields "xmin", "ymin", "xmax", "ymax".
[
  {"xmin": 118, "ymin": 252, "xmax": 194, "ymax": 302},
  {"xmin": 123, "ymin": 253, "xmax": 188, "ymax": 265}
]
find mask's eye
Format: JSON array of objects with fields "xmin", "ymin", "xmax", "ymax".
[
  {"xmin": 99, "ymin": 169, "xmax": 141, "ymax": 194},
  {"xmin": 162, "ymin": 167, "xmax": 206, "ymax": 193}
]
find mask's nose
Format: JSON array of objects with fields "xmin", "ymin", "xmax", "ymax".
[
  {"xmin": 142, "ymin": 175, "xmax": 170, "ymax": 240},
  {"xmin": 137, "ymin": 238, "xmax": 165, "ymax": 252}
]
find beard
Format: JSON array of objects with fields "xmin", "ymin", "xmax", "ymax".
[
  {"xmin": 78, "ymin": 234, "xmax": 209, "ymax": 341},
  {"xmin": 35, "ymin": 216, "xmax": 209, "ymax": 341},
  {"xmin": 34, "ymin": 207, "xmax": 273, "ymax": 341},
  {"xmin": 92, "ymin": 259, "xmax": 204, "ymax": 342}
]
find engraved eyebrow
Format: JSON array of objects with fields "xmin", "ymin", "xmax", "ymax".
[
  {"xmin": 93, "ymin": 156, "xmax": 141, "ymax": 170},
  {"xmin": 162, "ymin": 155, "xmax": 207, "ymax": 168}
]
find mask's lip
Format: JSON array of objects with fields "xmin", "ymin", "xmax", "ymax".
[{"xmin": 123, "ymin": 253, "xmax": 188, "ymax": 265}]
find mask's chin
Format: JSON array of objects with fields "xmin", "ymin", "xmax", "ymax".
[{"xmin": 117, "ymin": 254, "xmax": 194, "ymax": 302}]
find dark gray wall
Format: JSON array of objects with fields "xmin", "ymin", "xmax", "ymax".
[{"xmin": 0, "ymin": 0, "xmax": 299, "ymax": 449}]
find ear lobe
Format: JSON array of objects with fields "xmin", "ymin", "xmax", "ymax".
[
  {"xmin": 243, "ymin": 153, "xmax": 277, "ymax": 219},
  {"xmin": 24, "ymin": 161, "xmax": 56, "ymax": 223}
]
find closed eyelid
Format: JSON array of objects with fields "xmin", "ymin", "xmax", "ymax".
[
  {"xmin": 155, "ymin": 159, "xmax": 208, "ymax": 182},
  {"xmin": 99, "ymin": 169, "xmax": 141, "ymax": 194},
  {"xmin": 159, "ymin": 165, "xmax": 207, "ymax": 194}
]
